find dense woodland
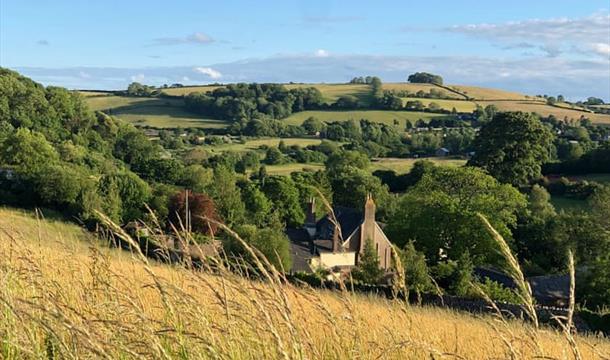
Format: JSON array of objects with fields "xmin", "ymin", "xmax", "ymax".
[{"xmin": 1, "ymin": 67, "xmax": 609, "ymax": 313}]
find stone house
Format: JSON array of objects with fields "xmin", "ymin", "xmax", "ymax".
[{"xmin": 290, "ymin": 195, "xmax": 394, "ymax": 273}]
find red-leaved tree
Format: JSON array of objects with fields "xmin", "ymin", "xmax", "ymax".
[{"xmin": 168, "ymin": 190, "xmax": 220, "ymax": 235}]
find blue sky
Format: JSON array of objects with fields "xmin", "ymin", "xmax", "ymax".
[{"xmin": 1, "ymin": 0, "xmax": 609, "ymax": 100}]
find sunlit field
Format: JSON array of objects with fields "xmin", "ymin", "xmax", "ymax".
[{"xmin": 1, "ymin": 207, "xmax": 608, "ymax": 359}]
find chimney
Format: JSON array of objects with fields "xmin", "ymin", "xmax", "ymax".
[
  {"xmin": 303, "ymin": 197, "xmax": 317, "ymax": 239},
  {"xmin": 364, "ymin": 193, "xmax": 375, "ymax": 224},
  {"xmin": 361, "ymin": 193, "xmax": 376, "ymax": 252},
  {"xmin": 332, "ymin": 223, "xmax": 340, "ymax": 252},
  {"xmin": 305, "ymin": 197, "xmax": 316, "ymax": 225}
]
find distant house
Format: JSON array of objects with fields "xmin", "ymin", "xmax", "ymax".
[
  {"xmin": 475, "ymin": 267, "xmax": 569, "ymax": 307},
  {"xmin": 289, "ymin": 195, "xmax": 394, "ymax": 275},
  {"xmin": 528, "ymin": 274, "xmax": 570, "ymax": 307},
  {"xmin": 435, "ymin": 147, "xmax": 450, "ymax": 157}
]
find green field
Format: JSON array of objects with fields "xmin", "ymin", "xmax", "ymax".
[
  {"xmin": 78, "ymin": 91, "xmax": 114, "ymax": 98},
  {"xmin": 160, "ymin": 85, "xmax": 224, "ymax": 96},
  {"xmin": 401, "ymin": 97, "xmax": 477, "ymax": 112},
  {"xmin": 371, "ymin": 157, "xmax": 466, "ymax": 174},
  {"xmin": 285, "ymin": 83, "xmax": 374, "ymax": 105},
  {"xmin": 261, "ymin": 156, "xmax": 467, "ymax": 176},
  {"xmin": 85, "ymin": 96, "xmax": 230, "ymax": 129},
  {"xmin": 202, "ymin": 137, "xmax": 324, "ymax": 153},
  {"xmin": 86, "ymin": 95, "xmax": 154, "ymax": 111},
  {"xmin": 283, "ymin": 110, "xmax": 453, "ymax": 127},
  {"xmin": 265, "ymin": 163, "xmax": 325, "ymax": 175}
]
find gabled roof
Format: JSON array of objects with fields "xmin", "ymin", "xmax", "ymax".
[
  {"xmin": 285, "ymin": 228, "xmax": 314, "ymax": 273},
  {"xmin": 528, "ymin": 274, "xmax": 570, "ymax": 303},
  {"xmin": 316, "ymin": 206, "xmax": 362, "ymax": 242}
]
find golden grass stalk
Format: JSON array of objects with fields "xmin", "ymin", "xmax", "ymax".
[
  {"xmin": 477, "ymin": 213, "xmax": 539, "ymax": 328},
  {"xmin": 1, "ymin": 207, "xmax": 609, "ymax": 359}
]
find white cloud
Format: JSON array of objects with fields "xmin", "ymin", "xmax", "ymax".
[
  {"xmin": 130, "ymin": 73, "xmax": 145, "ymax": 82},
  {"xmin": 447, "ymin": 12, "xmax": 610, "ymax": 59},
  {"xmin": 182, "ymin": 76, "xmax": 190, "ymax": 82},
  {"xmin": 314, "ymin": 49, "xmax": 330, "ymax": 57},
  {"xmin": 14, "ymin": 52, "xmax": 610, "ymax": 100},
  {"xmin": 193, "ymin": 67, "xmax": 222, "ymax": 79},
  {"xmin": 591, "ymin": 42, "xmax": 610, "ymax": 57},
  {"xmin": 78, "ymin": 71, "xmax": 91, "ymax": 79},
  {"xmin": 152, "ymin": 32, "xmax": 214, "ymax": 46}
]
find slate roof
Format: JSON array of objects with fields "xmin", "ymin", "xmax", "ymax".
[
  {"xmin": 316, "ymin": 206, "xmax": 363, "ymax": 243},
  {"xmin": 474, "ymin": 267, "xmax": 516, "ymax": 289},
  {"xmin": 285, "ymin": 228, "xmax": 314, "ymax": 273},
  {"xmin": 528, "ymin": 274, "xmax": 570, "ymax": 305},
  {"xmin": 475, "ymin": 267, "xmax": 570, "ymax": 306}
]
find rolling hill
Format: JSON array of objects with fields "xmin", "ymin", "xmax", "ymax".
[
  {"xmin": 84, "ymin": 82, "xmax": 610, "ymax": 128},
  {"xmin": 84, "ymin": 95, "xmax": 230, "ymax": 129},
  {"xmin": 2, "ymin": 206, "xmax": 609, "ymax": 359}
]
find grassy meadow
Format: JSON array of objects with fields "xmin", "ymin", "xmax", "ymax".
[
  {"xmin": 1, "ymin": 207, "xmax": 609, "ymax": 359},
  {"xmin": 450, "ymin": 85, "xmax": 536, "ymax": 101},
  {"xmin": 401, "ymin": 97, "xmax": 478, "ymax": 112},
  {"xmin": 85, "ymin": 96, "xmax": 230, "ymax": 129},
  {"xmin": 371, "ymin": 157, "xmax": 466, "ymax": 174},
  {"xmin": 202, "ymin": 137, "xmax": 324, "ymax": 154},
  {"xmin": 160, "ymin": 85, "xmax": 224, "ymax": 96},
  {"xmin": 285, "ymin": 83, "xmax": 375, "ymax": 105},
  {"xmin": 251, "ymin": 157, "xmax": 466, "ymax": 176},
  {"xmin": 88, "ymin": 83, "xmax": 610, "ymax": 130},
  {"xmin": 477, "ymin": 100, "xmax": 610, "ymax": 124},
  {"xmin": 283, "ymin": 110, "xmax": 452, "ymax": 126},
  {"xmin": 265, "ymin": 163, "xmax": 325, "ymax": 175}
]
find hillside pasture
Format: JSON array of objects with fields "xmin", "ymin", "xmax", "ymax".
[
  {"xmin": 450, "ymin": 85, "xmax": 535, "ymax": 100},
  {"xmin": 78, "ymin": 90, "xmax": 114, "ymax": 98},
  {"xmin": 401, "ymin": 97, "xmax": 478, "ymax": 112},
  {"xmin": 283, "ymin": 110, "xmax": 453, "ymax": 127},
  {"xmin": 86, "ymin": 96, "xmax": 230, "ymax": 129},
  {"xmin": 477, "ymin": 100, "xmax": 610, "ymax": 124},
  {"xmin": 261, "ymin": 156, "xmax": 467, "ymax": 176},
  {"xmin": 1, "ymin": 207, "xmax": 609, "ymax": 359},
  {"xmin": 265, "ymin": 163, "xmax": 325, "ymax": 175},
  {"xmin": 202, "ymin": 137, "xmax": 324, "ymax": 153},
  {"xmin": 371, "ymin": 157, "xmax": 466, "ymax": 174},
  {"xmin": 383, "ymin": 83, "xmax": 466, "ymax": 99},
  {"xmin": 86, "ymin": 95, "xmax": 153, "ymax": 111},
  {"xmin": 160, "ymin": 85, "xmax": 224, "ymax": 96},
  {"xmin": 285, "ymin": 83, "xmax": 374, "ymax": 105}
]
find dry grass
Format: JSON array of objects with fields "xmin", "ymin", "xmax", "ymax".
[
  {"xmin": 477, "ymin": 100, "xmax": 610, "ymax": 124},
  {"xmin": 160, "ymin": 85, "xmax": 225, "ymax": 96},
  {"xmin": 451, "ymin": 86, "xmax": 534, "ymax": 101},
  {"xmin": 382, "ymin": 83, "xmax": 465, "ymax": 98},
  {"xmin": 0, "ymin": 207, "xmax": 609, "ymax": 359}
]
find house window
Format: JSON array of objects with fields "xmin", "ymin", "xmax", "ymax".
[{"xmin": 385, "ymin": 248, "xmax": 388, "ymax": 267}]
